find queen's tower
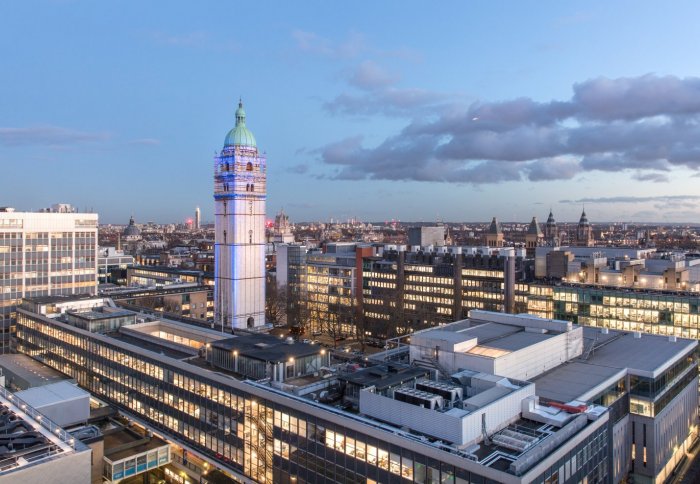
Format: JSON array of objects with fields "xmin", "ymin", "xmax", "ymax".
[{"xmin": 214, "ymin": 100, "xmax": 266, "ymax": 329}]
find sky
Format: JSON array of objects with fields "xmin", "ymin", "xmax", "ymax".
[{"xmin": 3, "ymin": 2, "xmax": 700, "ymax": 224}]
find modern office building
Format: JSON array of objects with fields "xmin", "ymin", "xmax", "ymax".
[
  {"xmin": 214, "ymin": 100, "xmax": 266, "ymax": 330},
  {"xmin": 0, "ymin": 207, "xmax": 98, "ymax": 351},
  {"xmin": 195, "ymin": 206, "xmax": 201, "ymax": 231},
  {"xmin": 16, "ymin": 299, "xmax": 695, "ymax": 483},
  {"xmin": 97, "ymin": 247, "xmax": 134, "ymax": 285},
  {"xmin": 362, "ymin": 246, "xmax": 528, "ymax": 338}
]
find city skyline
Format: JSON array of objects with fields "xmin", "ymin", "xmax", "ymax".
[{"xmin": 4, "ymin": 2, "xmax": 700, "ymax": 224}]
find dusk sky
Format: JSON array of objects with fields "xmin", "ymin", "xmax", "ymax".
[{"xmin": 3, "ymin": 2, "xmax": 700, "ymax": 224}]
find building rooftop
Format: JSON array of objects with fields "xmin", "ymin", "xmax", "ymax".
[
  {"xmin": 103, "ymin": 426, "xmax": 169, "ymax": 463},
  {"xmin": 211, "ymin": 333, "xmax": 323, "ymax": 363},
  {"xmin": 16, "ymin": 381, "xmax": 89, "ymax": 411},
  {"xmin": 0, "ymin": 354, "xmax": 69, "ymax": 390},
  {"xmin": 22, "ymin": 294, "xmax": 97, "ymax": 305},
  {"xmin": 339, "ymin": 364, "xmax": 431, "ymax": 391},
  {"xmin": 0, "ymin": 386, "xmax": 88, "ymax": 476},
  {"xmin": 533, "ymin": 361, "xmax": 625, "ymax": 403},
  {"xmin": 576, "ymin": 327, "xmax": 696, "ymax": 378}
]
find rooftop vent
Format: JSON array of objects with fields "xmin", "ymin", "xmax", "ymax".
[
  {"xmin": 633, "ymin": 331, "xmax": 642, "ymax": 339},
  {"xmin": 669, "ymin": 335, "xmax": 677, "ymax": 343},
  {"xmin": 600, "ymin": 327, "xmax": 609, "ymax": 334}
]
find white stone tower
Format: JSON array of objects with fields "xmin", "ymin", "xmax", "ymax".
[
  {"xmin": 194, "ymin": 206, "xmax": 200, "ymax": 230},
  {"xmin": 214, "ymin": 100, "xmax": 266, "ymax": 329}
]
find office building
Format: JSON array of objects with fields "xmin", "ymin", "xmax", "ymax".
[
  {"xmin": 407, "ymin": 226, "xmax": 446, "ymax": 247},
  {"xmin": 195, "ymin": 206, "xmax": 201, "ymax": 230},
  {"xmin": 16, "ymin": 298, "xmax": 696, "ymax": 483},
  {"xmin": 0, "ymin": 207, "xmax": 98, "ymax": 351},
  {"xmin": 214, "ymin": 100, "xmax": 266, "ymax": 330},
  {"xmin": 97, "ymin": 247, "xmax": 134, "ymax": 285}
]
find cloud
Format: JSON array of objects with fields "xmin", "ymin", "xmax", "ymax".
[
  {"xmin": 287, "ymin": 164, "xmax": 309, "ymax": 174},
  {"xmin": 348, "ymin": 61, "xmax": 398, "ymax": 90},
  {"xmin": 292, "ymin": 30, "xmax": 419, "ymax": 61},
  {"xmin": 632, "ymin": 172, "xmax": 669, "ymax": 183},
  {"xmin": 292, "ymin": 30, "xmax": 366, "ymax": 59},
  {"xmin": 0, "ymin": 126, "xmax": 109, "ymax": 147},
  {"xmin": 128, "ymin": 138, "xmax": 160, "ymax": 146},
  {"xmin": 318, "ymin": 74, "xmax": 700, "ymax": 184}
]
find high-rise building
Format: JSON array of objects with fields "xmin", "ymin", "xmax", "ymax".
[
  {"xmin": 194, "ymin": 206, "xmax": 201, "ymax": 230},
  {"xmin": 0, "ymin": 207, "xmax": 98, "ymax": 350},
  {"xmin": 214, "ymin": 101, "xmax": 266, "ymax": 329}
]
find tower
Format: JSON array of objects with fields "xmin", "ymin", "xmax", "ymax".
[
  {"xmin": 214, "ymin": 100, "xmax": 267, "ymax": 330},
  {"xmin": 576, "ymin": 208, "xmax": 593, "ymax": 247},
  {"xmin": 544, "ymin": 209, "xmax": 559, "ymax": 246},
  {"xmin": 484, "ymin": 217, "xmax": 504, "ymax": 248},
  {"xmin": 194, "ymin": 206, "xmax": 201, "ymax": 230},
  {"xmin": 525, "ymin": 217, "xmax": 543, "ymax": 258}
]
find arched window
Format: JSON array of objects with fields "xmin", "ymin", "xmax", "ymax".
[
  {"xmin": 250, "ymin": 184, "xmax": 255, "ymax": 192},
  {"xmin": 247, "ymin": 317, "xmax": 254, "ymax": 328},
  {"xmin": 246, "ymin": 162, "xmax": 253, "ymax": 171},
  {"xmin": 248, "ymin": 229, "xmax": 253, "ymax": 244},
  {"xmin": 223, "ymin": 230, "xmax": 227, "ymax": 243},
  {"xmin": 224, "ymin": 163, "xmax": 229, "ymax": 171},
  {"xmin": 246, "ymin": 184, "xmax": 250, "ymax": 192}
]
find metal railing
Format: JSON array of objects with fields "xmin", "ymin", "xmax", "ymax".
[{"xmin": 0, "ymin": 385, "xmax": 86, "ymax": 452}]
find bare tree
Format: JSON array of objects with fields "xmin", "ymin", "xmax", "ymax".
[{"xmin": 265, "ymin": 283, "xmax": 288, "ymax": 326}]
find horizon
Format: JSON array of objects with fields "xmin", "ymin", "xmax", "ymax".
[{"xmin": 4, "ymin": 2, "xmax": 700, "ymax": 224}]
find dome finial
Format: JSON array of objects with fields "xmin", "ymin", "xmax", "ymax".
[{"xmin": 235, "ymin": 99, "xmax": 246, "ymax": 127}]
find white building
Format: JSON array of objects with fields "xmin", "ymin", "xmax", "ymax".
[
  {"xmin": 0, "ymin": 208, "xmax": 98, "ymax": 350},
  {"xmin": 213, "ymin": 101, "xmax": 266, "ymax": 329}
]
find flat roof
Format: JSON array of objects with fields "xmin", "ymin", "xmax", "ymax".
[
  {"xmin": 340, "ymin": 365, "xmax": 430, "ymax": 390},
  {"xmin": 110, "ymin": 332, "xmax": 194, "ymax": 360},
  {"xmin": 23, "ymin": 294, "xmax": 97, "ymax": 304},
  {"xmin": 104, "ymin": 427, "xmax": 169, "ymax": 462},
  {"xmin": 0, "ymin": 353, "xmax": 69, "ymax": 388},
  {"xmin": 16, "ymin": 380, "xmax": 89, "ymax": 408},
  {"xmin": 211, "ymin": 334, "xmax": 323, "ymax": 362},
  {"xmin": 579, "ymin": 327, "xmax": 696, "ymax": 377},
  {"xmin": 534, "ymin": 327, "xmax": 697, "ymax": 401},
  {"xmin": 67, "ymin": 308, "xmax": 134, "ymax": 320},
  {"xmin": 533, "ymin": 361, "xmax": 625, "ymax": 403}
]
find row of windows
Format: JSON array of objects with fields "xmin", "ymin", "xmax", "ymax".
[{"xmin": 16, "ymin": 313, "xmax": 538, "ymax": 484}]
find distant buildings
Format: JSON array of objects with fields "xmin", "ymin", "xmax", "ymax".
[
  {"xmin": 407, "ymin": 225, "xmax": 446, "ymax": 247},
  {"xmin": 214, "ymin": 101, "xmax": 266, "ymax": 330},
  {"xmin": 194, "ymin": 206, "xmax": 201, "ymax": 230},
  {"xmin": 0, "ymin": 206, "xmax": 98, "ymax": 351}
]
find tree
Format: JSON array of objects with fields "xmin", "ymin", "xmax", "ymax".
[{"xmin": 265, "ymin": 282, "xmax": 288, "ymax": 326}]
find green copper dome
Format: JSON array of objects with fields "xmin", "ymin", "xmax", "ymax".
[{"xmin": 224, "ymin": 100, "xmax": 257, "ymax": 148}]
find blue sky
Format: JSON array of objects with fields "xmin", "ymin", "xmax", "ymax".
[{"xmin": 3, "ymin": 1, "xmax": 700, "ymax": 224}]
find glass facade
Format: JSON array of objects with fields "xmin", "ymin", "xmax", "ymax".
[
  {"xmin": 548, "ymin": 285, "xmax": 700, "ymax": 340},
  {"xmin": 15, "ymin": 309, "xmax": 609, "ymax": 484}
]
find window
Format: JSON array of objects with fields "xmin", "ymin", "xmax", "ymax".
[{"xmin": 246, "ymin": 162, "xmax": 253, "ymax": 171}]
